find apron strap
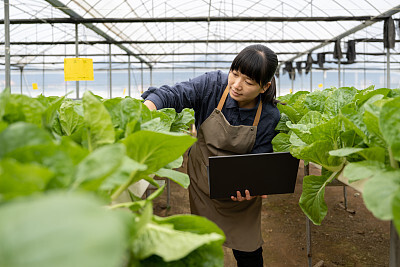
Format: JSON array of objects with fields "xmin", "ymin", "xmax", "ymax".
[
  {"xmin": 253, "ymin": 99, "xmax": 262, "ymax": 126},
  {"xmin": 217, "ymin": 85, "xmax": 263, "ymax": 127},
  {"xmin": 217, "ymin": 85, "xmax": 230, "ymax": 111}
]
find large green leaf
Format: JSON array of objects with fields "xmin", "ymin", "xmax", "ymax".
[
  {"xmin": 363, "ymin": 170, "xmax": 400, "ymax": 220},
  {"xmin": 140, "ymin": 214, "xmax": 225, "ymax": 266},
  {"xmin": 296, "ymin": 140, "xmax": 344, "ymax": 172},
  {"xmin": 380, "ymin": 97, "xmax": 400, "ymax": 161},
  {"xmin": 363, "ymin": 110, "xmax": 386, "ymax": 148},
  {"xmin": 354, "ymin": 88, "xmax": 390, "ymax": 107},
  {"xmin": 304, "ymin": 90, "xmax": 327, "ymax": 113},
  {"xmin": 0, "ymin": 193, "xmax": 129, "ymax": 267},
  {"xmin": 329, "ymin": 147, "xmax": 386, "ymax": 163},
  {"xmin": 59, "ymin": 100, "xmax": 85, "ymax": 136},
  {"xmin": 72, "ymin": 143, "xmax": 125, "ymax": 190},
  {"xmin": 155, "ymin": 168, "xmax": 190, "ymax": 188},
  {"xmin": 132, "ymin": 223, "xmax": 223, "ymax": 262},
  {"xmin": 100, "ymin": 156, "xmax": 147, "ymax": 191},
  {"xmin": 272, "ymin": 132, "xmax": 291, "ymax": 152},
  {"xmin": 170, "ymin": 108, "xmax": 195, "ymax": 133},
  {"xmin": 142, "ymin": 116, "xmax": 171, "ymax": 132},
  {"xmin": 122, "ymin": 130, "xmax": 196, "ymax": 174},
  {"xmin": 343, "ymin": 161, "xmax": 386, "ymax": 182},
  {"xmin": 42, "ymin": 96, "xmax": 65, "ymax": 131},
  {"xmin": 0, "ymin": 158, "xmax": 54, "ymax": 201},
  {"xmin": 0, "ymin": 122, "xmax": 53, "ymax": 159},
  {"xmin": 275, "ymin": 113, "xmax": 291, "ymax": 132},
  {"xmin": 2, "ymin": 94, "xmax": 45, "ymax": 126},
  {"xmin": 309, "ymin": 116, "xmax": 341, "ymax": 145},
  {"xmin": 277, "ymin": 103, "xmax": 302, "ymax": 124},
  {"xmin": 299, "ymin": 174, "xmax": 331, "ymax": 225},
  {"xmin": 82, "ymin": 91, "xmax": 115, "ymax": 150},
  {"xmin": 324, "ymin": 87, "xmax": 357, "ymax": 118},
  {"xmin": 132, "ymin": 213, "xmax": 224, "ymax": 262}
]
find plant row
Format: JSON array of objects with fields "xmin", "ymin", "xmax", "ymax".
[
  {"xmin": 0, "ymin": 89, "xmax": 225, "ymax": 267},
  {"xmin": 272, "ymin": 86, "xmax": 400, "ymax": 234}
]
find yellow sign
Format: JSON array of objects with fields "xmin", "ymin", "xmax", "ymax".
[
  {"xmin": 32, "ymin": 83, "xmax": 38, "ymax": 90},
  {"xmin": 64, "ymin": 58, "xmax": 94, "ymax": 81},
  {"xmin": 289, "ymin": 88, "xmax": 293, "ymax": 94},
  {"xmin": 123, "ymin": 88, "xmax": 126, "ymax": 95},
  {"xmin": 318, "ymin": 83, "xmax": 323, "ymax": 88}
]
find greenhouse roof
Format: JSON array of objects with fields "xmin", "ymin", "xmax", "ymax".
[{"xmin": 1, "ymin": 0, "xmax": 400, "ymax": 72}]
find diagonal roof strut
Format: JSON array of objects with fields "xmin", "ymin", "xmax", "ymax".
[
  {"xmin": 282, "ymin": 4, "xmax": 400, "ymax": 66},
  {"xmin": 44, "ymin": 0, "xmax": 152, "ymax": 68}
]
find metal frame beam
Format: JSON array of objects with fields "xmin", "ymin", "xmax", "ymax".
[
  {"xmin": 2, "ymin": 38, "xmax": 399, "ymax": 46},
  {"xmin": 1, "ymin": 16, "xmax": 394, "ymax": 24}
]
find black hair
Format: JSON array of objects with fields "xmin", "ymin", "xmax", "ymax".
[{"xmin": 230, "ymin": 44, "xmax": 279, "ymax": 106}]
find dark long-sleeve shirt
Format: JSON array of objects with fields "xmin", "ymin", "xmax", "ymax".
[{"xmin": 141, "ymin": 70, "xmax": 280, "ymax": 153}]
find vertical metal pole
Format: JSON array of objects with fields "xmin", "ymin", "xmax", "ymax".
[
  {"xmin": 390, "ymin": 221, "xmax": 400, "ymax": 267},
  {"xmin": 4, "ymin": 0, "xmax": 11, "ymax": 90},
  {"xmin": 278, "ymin": 67, "xmax": 281, "ymax": 96},
  {"xmin": 338, "ymin": 58, "xmax": 341, "ymax": 88},
  {"xmin": 323, "ymin": 70, "xmax": 326, "ymax": 89},
  {"xmin": 291, "ymin": 70, "xmax": 294, "ymax": 94},
  {"xmin": 141, "ymin": 62, "xmax": 143, "ymax": 94},
  {"xmin": 42, "ymin": 55, "xmax": 45, "ymax": 95},
  {"xmin": 128, "ymin": 55, "xmax": 131, "ymax": 97},
  {"xmin": 387, "ymin": 48, "xmax": 391, "ymax": 89},
  {"xmin": 304, "ymin": 163, "xmax": 312, "ymax": 267},
  {"xmin": 310, "ymin": 68, "xmax": 313, "ymax": 92},
  {"xmin": 75, "ymin": 23, "xmax": 79, "ymax": 99},
  {"xmin": 20, "ymin": 67, "xmax": 23, "ymax": 94},
  {"xmin": 150, "ymin": 67, "xmax": 153, "ymax": 87},
  {"xmin": 109, "ymin": 44, "xmax": 112, "ymax": 99}
]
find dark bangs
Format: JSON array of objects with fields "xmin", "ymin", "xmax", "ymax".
[{"xmin": 230, "ymin": 50, "xmax": 268, "ymax": 87}]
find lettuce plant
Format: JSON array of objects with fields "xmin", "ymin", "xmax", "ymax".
[
  {"xmin": 272, "ymin": 86, "xmax": 400, "ymax": 233},
  {"xmin": 0, "ymin": 89, "xmax": 225, "ymax": 267}
]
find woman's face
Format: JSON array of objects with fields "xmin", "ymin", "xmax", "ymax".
[{"xmin": 228, "ymin": 70, "xmax": 270, "ymax": 109}]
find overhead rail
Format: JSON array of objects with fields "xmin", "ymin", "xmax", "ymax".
[
  {"xmin": 1, "ymin": 52, "xmax": 400, "ymax": 57},
  {"xmin": 2, "ymin": 16, "xmax": 399, "ymax": 24},
  {"xmin": 2, "ymin": 38, "xmax": 399, "ymax": 45}
]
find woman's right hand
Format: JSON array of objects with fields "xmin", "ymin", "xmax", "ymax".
[{"xmin": 144, "ymin": 100, "xmax": 157, "ymax": 111}]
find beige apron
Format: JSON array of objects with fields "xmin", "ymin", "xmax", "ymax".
[{"xmin": 187, "ymin": 85, "xmax": 263, "ymax": 252}]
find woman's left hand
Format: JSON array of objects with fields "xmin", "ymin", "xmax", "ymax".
[{"xmin": 231, "ymin": 190, "xmax": 267, "ymax": 201}]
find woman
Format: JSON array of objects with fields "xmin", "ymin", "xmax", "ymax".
[{"xmin": 142, "ymin": 44, "xmax": 280, "ymax": 267}]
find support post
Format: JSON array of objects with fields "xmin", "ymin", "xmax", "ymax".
[
  {"xmin": 310, "ymin": 68, "xmax": 313, "ymax": 92},
  {"xmin": 150, "ymin": 66, "xmax": 153, "ymax": 87},
  {"xmin": 75, "ymin": 23, "xmax": 79, "ymax": 99},
  {"xmin": 291, "ymin": 70, "xmax": 294, "ymax": 94},
  {"xmin": 390, "ymin": 222, "xmax": 400, "ymax": 267},
  {"xmin": 128, "ymin": 55, "xmax": 131, "ymax": 97},
  {"xmin": 109, "ymin": 43, "xmax": 112, "ymax": 99},
  {"xmin": 338, "ymin": 57, "xmax": 341, "ymax": 88},
  {"xmin": 19, "ymin": 66, "xmax": 23, "ymax": 94},
  {"xmin": 304, "ymin": 162, "xmax": 312, "ymax": 267},
  {"xmin": 4, "ymin": 0, "xmax": 11, "ymax": 90},
  {"xmin": 42, "ymin": 55, "xmax": 45, "ymax": 95},
  {"xmin": 387, "ymin": 48, "xmax": 391, "ymax": 88},
  {"xmin": 141, "ymin": 62, "xmax": 143, "ymax": 94}
]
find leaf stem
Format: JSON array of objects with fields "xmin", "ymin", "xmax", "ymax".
[
  {"xmin": 389, "ymin": 147, "xmax": 399, "ymax": 169},
  {"xmin": 111, "ymin": 170, "xmax": 138, "ymax": 201}
]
